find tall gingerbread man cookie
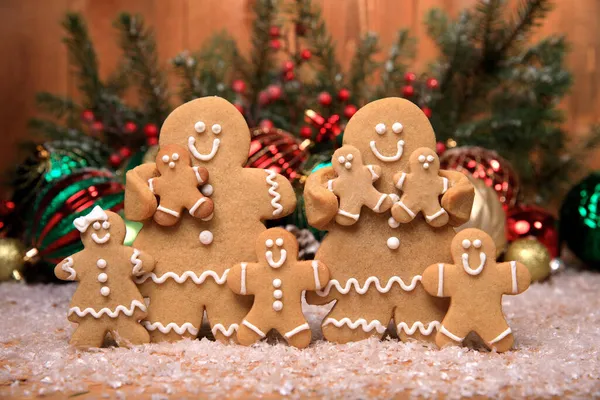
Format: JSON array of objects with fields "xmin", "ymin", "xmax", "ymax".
[
  {"xmin": 392, "ymin": 147, "xmax": 449, "ymax": 228},
  {"xmin": 422, "ymin": 228, "xmax": 531, "ymax": 352},
  {"xmin": 327, "ymin": 145, "xmax": 392, "ymax": 225},
  {"xmin": 227, "ymin": 228, "xmax": 329, "ymax": 348},
  {"xmin": 125, "ymin": 97, "xmax": 296, "ymax": 343},
  {"xmin": 54, "ymin": 206, "xmax": 155, "ymax": 349},
  {"xmin": 303, "ymin": 98, "xmax": 474, "ymax": 344},
  {"xmin": 149, "ymin": 143, "xmax": 214, "ymax": 226}
]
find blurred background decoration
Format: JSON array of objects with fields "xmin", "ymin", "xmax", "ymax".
[{"xmin": 0, "ymin": 0, "xmax": 599, "ymax": 280}]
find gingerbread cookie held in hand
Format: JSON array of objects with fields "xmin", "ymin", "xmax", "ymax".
[
  {"xmin": 54, "ymin": 206, "xmax": 155, "ymax": 349},
  {"xmin": 227, "ymin": 228, "xmax": 329, "ymax": 348},
  {"xmin": 421, "ymin": 228, "xmax": 531, "ymax": 352},
  {"xmin": 392, "ymin": 147, "xmax": 449, "ymax": 227},
  {"xmin": 149, "ymin": 144, "xmax": 214, "ymax": 226},
  {"xmin": 328, "ymin": 145, "xmax": 392, "ymax": 226}
]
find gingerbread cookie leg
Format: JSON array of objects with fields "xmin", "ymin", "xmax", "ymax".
[
  {"xmin": 336, "ymin": 196, "xmax": 363, "ymax": 226},
  {"xmin": 113, "ymin": 316, "xmax": 151, "ymax": 347},
  {"xmin": 391, "ymin": 196, "xmax": 420, "ymax": 224},
  {"xmin": 237, "ymin": 318, "xmax": 267, "ymax": 346},
  {"xmin": 435, "ymin": 319, "xmax": 470, "ymax": 349},
  {"xmin": 479, "ymin": 322, "xmax": 514, "ymax": 353},
  {"xmin": 364, "ymin": 187, "xmax": 393, "ymax": 214},
  {"xmin": 70, "ymin": 318, "xmax": 107, "ymax": 349},
  {"xmin": 205, "ymin": 283, "xmax": 253, "ymax": 344},
  {"xmin": 283, "ymin": 324, "xmax": 312, "ymax": 349},
  {"xmin": 422, "ymin": 201, "xmax": 449, "ymax": 228},
  {"xmin": 184, "ymin": 189, "xmax": 214, "ymax": 220},
  {"xmin": 152, "ymin": 195, "xmax": 182, "ymax": 227}
]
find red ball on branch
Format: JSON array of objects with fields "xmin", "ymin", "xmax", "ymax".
[
  {"xmin": 259, "ymin": 119, "xmax": 274, "ymax": 130},
  {"xmin": 318, "ymin": 91, "xmax": 332, "ymax": 106},
  {"xmin": 91, "ymin": 121, "xmax": 104, "ymax": 133},
  {"xmin": 109, "ymin": 153, "xmax": 122, "ymax": 168},
  {"xmin": 436, "ymin": 141, "xmax": 447, "ymax": 155},
  {"xmin": 270, "ymin": 39, "xmax": 281, "ymax": 50},
  {"xmin": 337, "ymin": 88, "xmax": 350, "ymax": 102},
  {"xmin": 426, "ymin": 77, "xmax": 439, "ymax": 89},
  {"xmin": 269, "ymin": 26, "xmax": 281, "ymax": 38},
  {"xmin": 284, "ymin": 71, "xmax": 295, "ymax": 81},
  {"xmin": 267, "ymin": 85, "xmax": 282, "ymax": 101},
  {"xmin": 282, "ymin": 60, "xmax": 294, "ymax": 72},
  {"xmin": 300, "ymin": 126, "xmax": 312, "ymax": 138},
  {"xmin": 404, "ymin": 72, "xmax": 416, "ymax": 83},
  {"xmin": 143, "ymin": 123, "xmax": 159, "ymax": 138},
  {"xmin": 258, "ymin": 91, "xmax": 270, "ymax": 105},
  {"xmin": 147, "ymin": 137, "xmax": 158, "ymax": 146},
  {"xmin": 124, "ymin": 121, "xmax": 137, "ymax": 134},
  {"xmin": 402, "ymin": 85, "xmax": 415, "ymax": 97},
  {"xmin": 421, "ymin": 107, "xmax": 432, "ymax": 118},
  {"xmin": 81, "ymin": 109, "xmax": 95, "ymax": 123},
  {"xmin": 232, "ymin": 79, "xmax": 247, "ymax": 94},
  {"xmin": 300, "ymin": 49, "xmax": 312, "ymax": 60},
  {"xmin": 119, "ymin": 147, "xmax": 132, "ymax": 158},
  {"xmin": 344, "ymin": 104, "xmax": 357, "ymax": 119}
]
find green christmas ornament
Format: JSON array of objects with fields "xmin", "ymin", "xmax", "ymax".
[{"xmin": 559, "ymin": 172, "xmax": 600, "ymax": 269}]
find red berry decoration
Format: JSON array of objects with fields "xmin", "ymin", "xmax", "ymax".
[
  {"xmin": 258, "ymin": 91, "xmax": 270, "ymax": 105},
  {"xmin": 234, "ymin": 102, "xmax": 244, "ymax": 114},
  {"xmin": 318, "ymin": 92, "xmax": 332, "ymax": 106},
  {"xmin": 109, "ymin": 153, "xmax": 122, "ymax": 168},
  {"xmin": 426, "ymin": 77, "xmax": 439, "ymax": 89},
  {"xmin": 269, "ymin": 26, "xmax": 281, "ymax": 38},
  {"xmin": 337, "ymin": 88, "xmax": 350, "ymax": 102},
  {"xmin": 232, "ymin": 79, "xmax": 247, "ymax": 94},
  {"xmin": 81, "ymin": 109, "xmax": 95, "ymax": 123},
  {"xmin": 284, "ymin": 71, "xmax": 295, "ymax": 81},
  {"xmin": 402, "ymin": 85, "xmax": 415, "ymax": 97},
  {"xmin": 344, "ymin": 104, "xmax": 357, "ymax": 119},
  {"xmin": 119, "ymin": 147, "xmax": 132, "ymax": 158},
  {"xmin": 147, "ymin": 137, "xmax": 158, "ymax": 146},
  {"xmin": 124, "ymin": 121, "xmax": 137, "ymax": 134},
  {"xmin": 267, "ymin": 85, "xmax": 282, "ymax": 101},
  {"xmin": 300, "ymin": 49, "xmax": 312, "ymax": 60},
  {"xmin": 421, "ymin": 107, "xmax": 432, "ymax": 118},
  {"xmin": 404, "ymin": 72, "xmax": 416, "ymax": 83},
  {"xmin": 91, "ymin": 121, "xmax": 104, "ymax": 133},
  {"xmin": 270, "ymin": 39, "xmax": 281, "ymax": 50},
  {"xmin": 259, "ymin": 119, "xmax": 274, "ymax": 130},
  {"xmin": 436, "ymin": 141, "xmax": 447, "ymax": 155},
  {"xmin": 506, "ymin": 204, "xmax": 559, "ymax": 257},
  {"xmin": 283, "ymin": 60, "xmax": 294, "ymax": 72},
  {"xmin": 143, "ymin": 123, "xmax": 159, "ymax": 138},
  {"xmin": 300, "ymin": 126, "xmax": 312, "ymax": 139}
]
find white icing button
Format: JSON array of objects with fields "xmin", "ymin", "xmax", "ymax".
[
  {"xmin": 162, "ymin": 155, "xmax": 169, "ymax": 163},
  {"xmin": 97, "ymin": 259, "xmax": 107, "ymax": 268},
  {"xmin": 418, "ymin": 155, "xmax": 426, "ymax": 163},
  {"xmin": 102, "ymin": 221, "xmax": 110, "ymax": 229},
  {"xmin": 392, "ymin": 122, "xmax": 403, "ymax": 133},
  {"xmin": 273, "ymin": 300, "xmax": 283, "ymax": 311},
  {"xmin": 201, "ymin": 184, "xmax": 214, "ymax": 197},
  {"xmin": 169, "ymin": 161, "xmax": 176, "ymax": 169},
  {"xmin": 344, "ymin": 162, "xmax": 352, "ymax": 169},
  {"xmin": 93, "ymin": 222, "xmax": 101, "ymax": 230},
  {"xmin": 375, "ymin": 123, "xmax": 386, "ymax": 135},
  {"xmin": 388, "ymin": 217, "xmax": 400, "ymax": 228},
  {"xmin": 194, "ymin": 121, "xmax": 206, "ymax": 133},
  {"xmin": 427, "ymin": 155, "xmax": 434, "ymax": 162},
  {"xmin": 172, "ymin": 153, "xmax": 179, "ymax": 161},
  {"xmin": 346, "ymin": 154, "xmax": 353, "ymax": 161},
  {"xmin": 273, "ymin": 278, "xmax": 282, "ymax": 288},
  {"xmin": 98, "ymin": 273, "xmax": 108, "ymax": 283},
  {"xmin": 199, "ymin": 230, "xmax": 213, "ymax": 245},
  {"xmin": 387, "ymin": 237, "xmax": 400, "ymax": 250},
  {"xmin": 273, "ymin": 289, "xmax": 283, "ymax": 299},
  {"xmin": 100, "ymin": 286, "xmax": 110, "ymax": 297},
  {"xmin": 275, "ymin": 238, "xmax": 284, "ymax": 247},
  {"xmin": 338, "ymin": 156, "xmax": 346, "ymax": 164},
  {"xmin": 266, "ymin": 239, "xmax": 274, "ymax": 248},
  {"xmin": 212, "ymin": 124, "xmax": 222, "ymax": 134},
  {"xmin": 462, "ymin": 239, "xmax": 471, "ymax": 249},
  {"xmin": 473, "ymin": 239, "xmax": 482, "ymax": 248}
]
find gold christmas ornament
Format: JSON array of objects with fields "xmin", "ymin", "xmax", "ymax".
[
  {"xmin": 455, "ymin": 177, "xmax": 506, "ymax": 257},
  {"xmin": 0, "ymin": 238, "xmax": 26, "ymax": 281},
  {"xmin": 505, "ymin": 238, "xmax": 551, "ymax": 282}
]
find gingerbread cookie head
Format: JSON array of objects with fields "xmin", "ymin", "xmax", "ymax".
[
  {"xmin": 73, "ymin": 206, "xmax": 126, "ymax": 248},
  {"xmin": 155, "ymin": 144, "xmax": 192, "ymax": 174},
  {"xmin": 451, "ymin": 229, "xmax": 496, "ymax": 276},
  {"xmin": 331, "ymin": 145, "xmax": 363, "ymax": 175},
  {"xmin": 343, "ymin": 98, "xmax": 436, "ymax": 177},
  {"xmin": 408, "ymin": 147, "xmax": 440, "ymax": 174},
  {"xmin": 256, "ymin": 228, "xmax": 298, "ymax": 269},
  {"xmin": 159, "ymin": 96, "xmax": 250, "ymax": 169}
]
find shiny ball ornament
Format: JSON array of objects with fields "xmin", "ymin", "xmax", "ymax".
[
  {"xmin": 0, "ymin": 238, "xmax": 26, "ymax": 281},
  {"xmin": 402, "ymin": 85, "xmax": 415, "ymax": 97},
  {"xmin": 300, "ymin": 49, "xmax": 312, "ymax": 60},
  {"xmin": 245, "ymin": 127, "xmax": 309, "ymax": 181},
  {"xmin": 440, "ymin": 146, "xmax": 520, "ymax": 209},
  {"xmin": 124, "ymin": 121, "xmax": 137, "ymax": 134},
  {"xmin": 338, "ymin": 89, "xmax": 350, "ymax": 102},
  {"xmin": 304, "ymin": 110, "xmax": 341, "ymax": 143},
  {"xmin": 267, "ymin": 85, "xmax": 282, "ymax": 101},
  {"xmin": 81, "ymin": 110, "xmax": 95, "ymax": 123},
  {"xmin": 421, "ymin": 107, "xmax": 432, "ymax": 118},
  {"xmin": 505, "ymin": 238, "xmax": 551, "ymax": 282},
  {"xmin": 232, "ymin": 79, "xmax": 247, "ymax": 94},
  {"xmin": 455, "ymin": 176, "xmax": 506, "ymax": 257},
  {"xmin": 559, "ymin": 172, "xmax": 600, "ymax": 268},
  {"xmin": 318, "ymin": 92, "xmax": 332, "ymax": 106},
  {"xmin": 344, "ymin": 104, "xmax": 357, "ymax": 119},
  {"xmin": 507, "ymin": 204, "xmax": 558, "ymax": 257},
  {"xmin": 269, "ymin": 25, "xmax": 281, "ymax": 38},
  {"xmin": 143, "ymin": 123, "xmax": 159, "ymax": 138},
  {"xmin": 404, "ymin": 72, "xmax": 416, "ymax": 83},
  {"xmin": 269, "ymin": 39, "xmax": 281, "ymax": 50}
]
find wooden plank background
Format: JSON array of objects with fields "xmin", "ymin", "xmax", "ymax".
[{"xmin": 0, "ymin": 0, "xmax": 598, "ymax": 193}]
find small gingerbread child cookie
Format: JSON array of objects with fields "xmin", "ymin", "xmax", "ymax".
[
  {"xmin": 327, "ymin": 145, "xmax": 392, "ymax": 225},
  {"xmin": 391, "ymin": 147, "xmax": 450, "ymax": 227},
  {"xmin": 227, "ymin": 228, "xmax": 329, "ymax": 348},
  {"xmin": 148, "ymin": 143, "xmax": 214, "ymax": 226},
  {"xmin": 54, "ymin": 206, "xmax": 155, "ymax": 349},
  {"xmin": 421, "ymin": 228, "xmax": 531, "ymax": 352}
]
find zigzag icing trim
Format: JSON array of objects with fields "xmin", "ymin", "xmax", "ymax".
[
  {"xmin": 323, "ymin": 317, "xmax": 386, "ymax": 334},
  {"xmin": 265, "ymin": 170, "xmax": 283, "ymax": 216},
  {"xmin": 396, "ymin": 321, "xmax": 440, "ymax": 336},
  {"xmin": 143, "ymin": 321, "xmax": 199, "ymax": 336},
  {"xmin": 68, "ymin": 300, "xmax": 146, "ymax": 319},
  {"xmin": 212, "ymin": 323, "xmax": 239, "ymax": 337},
  {"xmin": 135, "ymin": 269, "xmax": 229, "ymax": 285},
  {"xmin": 131, "ymin": 249, "xmax": 143, "ymax": 276},
  {"xmin": 316, "ymin": 275, "xmax": 422, "ymax": 296}
]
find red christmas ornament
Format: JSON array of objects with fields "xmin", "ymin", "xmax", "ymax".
[
  {"xmin": 232, "ymin": 79, "xmax": 247, "ymax": 94},
  {"xmin": 402, "ymin": 85, "xmax": 415, "ymax": 97},
  {"xmin": 337, "ymin": 88, "xmax": 350, "ymax": 102},
  {"xmin": 344, "ymin": 104, "xmax": 357, "ymax": 119},
  {"xmin": 267, "ymin": 85, "xmax": 282, "ymax": 101},
  {"xmin": 119, "ymin": 147, "xmax": 132, "ymax": 158},
  {"xmin": 143, "ymin": 123, "xmax": 159, "ymax": 138},
  {"xmin": 270, "ymin": 39, "xmax": 281, "ymax": 50},
  {"xmin": 300, "ymin": 126, "xmax": 313, "ymax": 139},
  {"xmin": 91, "ymin": 121, "xmax": 104, "ymax": 133},
  {"xmin": 124, "ymin": 121, "xmax": 137, "ymax": 134},
  {"xmin": 246, "ymin": 127, "xmax": 309, "ymax": 181},
  {"xmin": 109, "ymin": 154, "xmax": 122, "ymax": 167},
  {"xmin": 426, "ymin": 77, "xmax": 439, "ymax": 89},
  {"xmin": 436, "ymin": 141, "xmax": 447, "ymax": 155},
  {"xmin": 421, "ymin": 107, "xmax": 432, "ymax": 118},
  {"xmin": 234, "ymin": 102, "xmax": 244, "ymax": 114},
  {"xmin": 81, "ymin": 109, "xmax": 95, "ymax": 123},
  {"xmin": 284, "ymin": 71, "xmax": 295, "ymax": 81},
  {"xmin": 305, "ymin": 109, "xmax": 341, "ymax": 143},
  {"xmin": 318, "ymin": 92, "xmax": 332, "ymax": 106},
  {"xmin": 147, "ymin": 137, "xmax": 158, "ymax": 146},
  {"xmin": 283, "ymin": 60, "xmax": 294, "ymax": 72},
  {"xmin": 404, "ymin": 72, "xmax": 416, "ymax": 83},
  {"xmin": 259, "ymin": 119, "xmax": 274, "ymax": 130},
  {"xmin": 440, "ymin": 146, "xmax": 520, "ymax": 209},
  {"xmin": 300, "ymin": 49, "xmax": 312, "ymax": 60},
  {"xmin": 269, "ymin": 26, "xmax": 281, "ymax": 38},
  {"xmin": 258, "ymin": 91, "xmax": 270, "ymax": 105},
  {"xmin": 506, "ymin": 204, "xmax": 558, "ymax": 257}
]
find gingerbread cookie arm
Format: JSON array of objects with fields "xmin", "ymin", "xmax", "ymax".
[
  {"xmin": 498, "ymin": 261, "xmax": 531, "ymax": 295},
  {"xmin": 366, "ymin": 165, "xmax": 382, "ymax": 182},
  {"xmin": 125, "ymin": 163, "xmax": 159, "ymax": 221},
  {"xmin": 54, "ymin": 252, "xmax": 84, "ymax": 281},
  {"xmin": 227, "ymin": 262, "xmax": 258, "ymax": 295},
  {"xmin": 130, "ymin": 248, "xmax": 156, "ymax": 277},
  {"xmin": 439, "ymin": 170, "xmax": 474, "ymax": 227},
  {"xmin": 245, "ymin": 169, "xmax": 296, "ymax": 221},
  {"xmin": 421, "ymin": 263, "xmax": 458, "ymax": 298},
  {"xmin": 192, "ymin": 166, "xmax": 209, "ymax": 185},
  {"xmin": 297, "ymin": 260, "xmax": 329, "ymax": 291},
  {"xmin": 303, "ymin": 166, "xmax": 338, "ymax": 230}
]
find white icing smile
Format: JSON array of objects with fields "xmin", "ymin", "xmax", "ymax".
[
  {"xmin": 370, "ymin": 140, "xmax": 405, "ymax": 162},
  {"xmin": 266, "ymin": 249, "xmax": 287, "ymax": 268},
  {"xmin": 462, "ymin": 251, "xmax": 486, "ymax": 275},
  {"xmin": 188, "ymin": 137, "xmax": 220, "ymax": 161},
  {"xmin": 91, "ymin": 233, "xmax": 110, "ymax": 244}
]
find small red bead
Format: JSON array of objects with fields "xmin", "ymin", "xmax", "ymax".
[
  {"xmin": 143, "ymin": 123, "xmax": 159, "ymax": 138},
  {"xmin": 402, "ymin": 85, "xmax": 415, "ymax": 97},
  {"xmin": 337, "ymin": 88, "xmax": 350, "ymax": 102},
  {"xmin": 234, "ymin": 102, "xmax": 244, "ymax": 114},
  {"xmin": 267, "ymin": 85, "xmax": 282, "ymax": 101},
  {"xmin": 269, "ymin": 26, "xmax": 281, "ymax": 38},
  {"xmin": 283, "ymin": 60, "xmax": 294, "ymax": 72},
  {"xmin": 232, "ymin": 79, "xmax": 247, "ymax": 94},
  {"xmin": 147, "ymin": 137, "xmax": 159, "ymax": 146},
  {"xmin": 436, "ymin": 141, "xmax": 446, "ymax": 155},
  {"xmin": 284, "ymin": 71, "xmax": 295, "ymax": 81},
  {"xmin": 426, "ymin": 77, "xmax": 439, "ymax": 89},
  {"xmin": 344, "ymin": 104, "xmax": 357, "ymax": 119},
  {"xmin": 81, "ymin": 110, "xmax": 95, "ymax": 123},
  {"xmin": 259, "ymin": 119, "xmax": 274, "ymax": 130},
  {"xmin": 119, "ymin": 147, "xmax": 132, "ymax": 158},
  {"xmin": 404, "ymin": 72, "xmax": 416, "ymax": 83},
  {"xmin": 270, "ymin": 39, "xmax": 281, "ymax": 50},
  {"xmin": 421, "ymin": 107, "xmax": 432, "ymax": 118},
  {"xmin": 300, "ymin": 126, "xmax": 312, "ymax": 138},
  {"xmin": 318, "ymin": 91, "xmax": 332, "ymax": 106},
  {"xmin": 109, "ymin": 154, "xmax": 122, "ymax": 167},
  {"xmin": 258, "ymin": 91, "xmax": 270, "ymax": 105},
  {"xmin": 91, "ymin": 121, "xmax": 104, "ymax": 132},
  {"xmin": 124, "ymin": 121, "xmax": 137, "ymax": 134},
  {"xmin": 300, "ymin": 49, "xmax": 312, "ymax": 60}
]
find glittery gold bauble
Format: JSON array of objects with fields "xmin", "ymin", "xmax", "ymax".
[
  {"xmin": 0, "ymin": 238, "xmax": 26, "ymax": 281},
  {"xmin": 505, "ymin": 238, "xmax": 551, "ymax": 282},
  {"xmin": 455, "ymin": 177, "xmax": 506, "ymax": 257}
]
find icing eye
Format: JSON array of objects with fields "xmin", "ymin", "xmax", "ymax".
[
  {"xmin": 418, "ymin": 155, "xmax": 426, "ymax": 163},
  {"xmin": 275, "ymin": 238, "xmax": 284, "ymax": 246},
  {"xmin": 102, "ymin": 221, "xmax": 110, "ymax": 230},
  {"xmin": 194, "ymin": 121, "xmax": 206, "ymax": 133},
  {"xmin": 212, "ymin": 124, "xmax": 222, "ymax": 134},
  {"xmin": 392, "ymin": 122, "xmax": 403, "ymax": 133},
  {"xmin": 462, "ymin": 239, "xmax": 471, "ymax": 249},
  {"xmin": 344, "ymin": 162, "xmax": 352, "ymax": 169},
  {"xmin": 93, "ymin": 222, "xmax": 101, "ymax": 230},
  {"xmin": 162, "ymin": 155, "xmax": 169, "ymax": 163},
  {"xmin": 427, "ymin": 155, "xmax": 434, "ymax": 162},
  {"xmin": 169, "ymin": 161, "xmax": 176, "ymax": 169},
  {"xmin": 473, "ymin": 239, "xmax": 482, "ymax": 248},
  {"xmin": 375, "ymin": 123, "xmax": 386, "ymax": 135},
  {"xmin": 172, "ymin": 153, "xmax": 179, "ymax": 161},
  {"xmin": 266, "ymin": 239, "xmax": 274, "ymax": 248},
  {"xmin": 346, "ymin": 154, "xmax": 354, "ymax": 161}
]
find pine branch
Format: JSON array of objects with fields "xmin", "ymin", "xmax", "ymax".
[
  {"xmin": 376, "ymin": 29, "xmax": 416, "ymax": 98},
  {"xmin": 28, "ymin": 118, "xmax": 83, "ymax": 140},
  {"xmin": 348, "ymin": 32, "xmax": 380, "ymax": 103},
  {"xmin": 35, "ymin": 92, "xmax": 80, "ymax": 128},
  {"xmin": 497, "ymin": 0, "xmax": 553, "ymax": 56}
]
